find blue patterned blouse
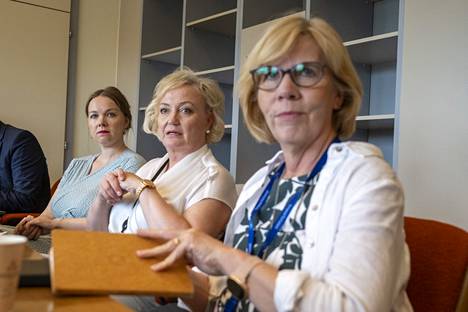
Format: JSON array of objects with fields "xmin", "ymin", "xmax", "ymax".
[{"xmin": 50, "ymin": 148, "xmax": 145, "ymax": 218}]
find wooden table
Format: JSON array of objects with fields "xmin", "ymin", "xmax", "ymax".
[{"xmin": 13, "ymin": 287, "xmax": 131, "ymax": 311}]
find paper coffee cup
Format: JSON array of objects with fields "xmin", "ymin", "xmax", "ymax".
[{"xmin": 0, "ymin": 235, "xmax": 27, "ymax": 312}]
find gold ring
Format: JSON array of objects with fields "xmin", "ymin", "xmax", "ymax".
[{"xmin": 172, "ymin": 238, "xmax": 180, "ymax": 246}]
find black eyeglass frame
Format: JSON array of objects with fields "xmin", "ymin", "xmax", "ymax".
[{"xmin": 250, "ymin": 62, "xmax": 328, "ymax": 91}]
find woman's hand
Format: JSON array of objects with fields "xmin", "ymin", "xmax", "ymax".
[
  {"xmin": 98, "ymin": 169, "xmax": 127, "ymax": 205},
  {"xmin": 27, "ymin": 215, "xmax": 56, "ymax": 233},
  {"xmin": 15, "ymin": 215, "xmax": 34, "ymax": 235},
  {"xmin": 136, "ymin": 228, "xmax": 230, "ymax": 275},
  {"xmin": 117, "ymin": 171, "xmax": 144, "ymax": 195},
  {"xmin": 14, "ymin": 215, "xmax": 45, "ymax": 240}
]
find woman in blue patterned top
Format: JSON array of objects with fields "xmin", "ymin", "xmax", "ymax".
[{"xmin": 15, "ymin": 87, "xmax": 145, "ymax": 240}]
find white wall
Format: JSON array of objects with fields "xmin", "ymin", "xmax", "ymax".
[
  {"xmin": 72, "ymin": 0, "xmax": 120, "ymax": 157},
  {"xmin": 71, "ymin": 0, "xmax": 142, "ymax": 157},
  {"xmin": 115, "ymin": 0, "xmax": 143, "ymax": 151},
  {"xmin": 398, "ymin": 0, "xmax": 468, "ymax": 229}
]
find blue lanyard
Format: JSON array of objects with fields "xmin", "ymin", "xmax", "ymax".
[{"xmin": 246, "ymin": 138, "xmax": 339, "ymax": 258}]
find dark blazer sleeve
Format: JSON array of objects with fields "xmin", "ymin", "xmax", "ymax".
[{"xmin": 0, "ymin": 129, "xmax": 51, "ymax": 213}]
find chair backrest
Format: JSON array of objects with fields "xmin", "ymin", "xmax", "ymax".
[
  {"xmin": 404, "ymin": 216, "xmax": 468, "ymax": 312},
  {"xmin": 50, "ymin": 177, "xmax": 61, "ymax": 196}
]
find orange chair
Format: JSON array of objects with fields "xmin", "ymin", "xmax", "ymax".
[
  {"xmin": 0, "ymin": 178, "xmax": 61, "ymax": 225},
  {"xmin": 404, "ymin": 216, "xmax": 468, "ymax": 312}
]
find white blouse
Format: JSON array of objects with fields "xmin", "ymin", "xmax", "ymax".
[{"xmin": 108, "ymin": 145, "xmax": 237, "ymax": 233}]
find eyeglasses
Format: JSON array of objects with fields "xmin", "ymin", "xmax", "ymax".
[{"xmin": 250, "ymin": 62, "xmax": 327, "ymax": 91}]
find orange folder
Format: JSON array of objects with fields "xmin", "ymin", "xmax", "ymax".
[{"xmin": 50, "ymin": 229, "xmax": 193, "ymax": 297}]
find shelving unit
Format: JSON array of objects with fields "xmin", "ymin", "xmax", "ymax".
[
  {"xmin": 134, "ymin": 0, "xmax": 236, "ymax": 169},
  {"xmin": 348, "ymin": 0, "xmax": 399, "ymax": 165},
  {"xmin": 135, "ymin": 0, "xmax": 401, "ymax": 182},
  {"xmin": 345, "ymin": 32, "xmax": 398, "ymax": 64},
  {"xmin": 135, "ymin": 0, "xmax": 183, "ymax": 160},
  {"xmin": 141, "ymin": 46, "xmax": 182, "ymax": 64},
  {"xmin": 242, "ymin": 0, "xmax": 304, "ymax": 28},
  {"xmin": 184, "ymin": 1, "xmax": 237, "ymax": 169},
  {"xmin": 356, "ymin": 114, "xmax": 395, "ymax": 130}
]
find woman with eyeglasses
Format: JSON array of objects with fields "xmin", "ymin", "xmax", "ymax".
[{"xmin": 136, "ymin": 16, "xmax": 412, "ymax": 312}]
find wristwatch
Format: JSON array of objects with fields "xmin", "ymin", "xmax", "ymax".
[
  {"xmin": 227, "ymin": 274, "xmax": 246, "ymax": 300},
  {"xmin": 135, "ymin": 179, "xmax": 155, "ymax": 198},
  {"xmin": 226, "ymin": 256, "xmax": 263, "ymax": 300}
]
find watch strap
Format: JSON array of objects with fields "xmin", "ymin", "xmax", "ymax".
[
  {"xmin": 135, "ymin": 179, "xmax": 155, "ymax": 199},
  {"xmin": 227, "ymin": 256, "xmax": 263, "ymax": 299}
]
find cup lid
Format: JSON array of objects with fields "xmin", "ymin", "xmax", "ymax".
[{"xmin": 0, "ymin": 234, "xmax": 28, "ymax": 245}]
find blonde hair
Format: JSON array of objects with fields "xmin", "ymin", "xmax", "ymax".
[
  {"xmin": 238, "ymin": 16, "xmax": 362, "ymax": 143},
  {"xmin": 143, "ymin": 68, "xmax": 225, "ymax": 143}
]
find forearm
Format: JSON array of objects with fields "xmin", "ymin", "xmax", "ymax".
[
  {"xmin": 86, "ymin": 198, "xmax": 112, "ymax": 231},
  {"xmin": 219, "ymin": 248, "xmax": 278, "ymax": 312},
  {"xmin": 54, "ymin": 217, "xmax": 87, "ymax": 231},
  {"xmin": 139, "ymin": 188, "xmax": 191, "ymax": 230},
  {"xmin": 180, "ymin": 270, "xmax": 210, "ymax": 312},
  {"xmin": 245, "ymin": 263, "xmax": 278, "ymax": 311}
]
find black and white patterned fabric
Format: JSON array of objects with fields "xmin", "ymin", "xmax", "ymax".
[{"xmin": 220, "ymin": 173, "xmax": 318, "ymax": 311}]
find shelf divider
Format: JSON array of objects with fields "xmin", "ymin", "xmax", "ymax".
[
  {"xmin": 141, "ymin": 46, "xmax": 182, "ymax": 64},
  {"xmin": 186, "ymin": 9, "xmax": 237, "ymax": 27}
]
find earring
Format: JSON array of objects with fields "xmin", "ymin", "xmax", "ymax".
[{"xmin": 205, "ymin": 129, "xmax": 211, "ymax": 134}]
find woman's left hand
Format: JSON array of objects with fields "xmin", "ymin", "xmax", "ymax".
[
  {"xmin": 24, "ymin": 215, "xmax": 55, "ymax": 239},
  {"xmin": 28, "ymin": 215, "xmax": 55, "ymax": 230},
  {"xmin": 117, "ymin": 170, "xmax": 143, "ymax": 195},
  {"xmin": 137, "ymin": 228, "xmax": 230, "ymax": 275}
]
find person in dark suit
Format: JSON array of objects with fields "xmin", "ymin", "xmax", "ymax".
[{"xmin": 0, "ymin": 121, "xmax": 50, "ymax": 213}]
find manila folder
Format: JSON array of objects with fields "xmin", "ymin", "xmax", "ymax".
[{"xmin": 50, "ymin": 229, "xmax": 193, "ymax": 296}]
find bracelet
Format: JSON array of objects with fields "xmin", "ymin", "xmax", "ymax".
[
  {"xmin": 135, "ymin": 179, "xmax": 155, "ymax": 199},
  {"xmin": 245, "ymin": 260, "xmax": 263, "ymax": 284}
]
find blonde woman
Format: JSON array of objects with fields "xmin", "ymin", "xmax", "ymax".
[{"xmin": 86, "ymin": 69, "xmax": 237, "ymax": 310}]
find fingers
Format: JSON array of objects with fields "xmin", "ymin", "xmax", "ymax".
[
  {"xmin": 151, "ymin": 242, "xmax": 187, "ymax": 271},
  {"xmin": 26, "ymin": 225, "xmax": 42, "ymax": 240},
  {"xmin": 15, "ymin": 215, "xmax": 34, "ymax": 234},
  {"xmin": 27, "ymin": 217, "xmax": 41, "ymax": 227},
  {"xmin": 28, "ymin": 216, "xmax": 53, "ymax": 231},
  {"xmin": 137, "ymin": 237, "xmax": 178, "ymax": 258},
  {"xmin": 29, "ymin": 226, "xmax": 42, "ymax": 240},
  {"xmin": 118, "ymin": 172, "xmax": 141, "ymax": 194},
  {"xmin": 107, "ymin": 173, "xmax": 123, "ymax": 197},
  {"xmin": 21, "ymin": 216, "xmax": 37, "ymax": 237},
  {"xmin": 137, "ymin": 229, "xmax": 177, "ymax": 241},
  {"xmin": 116, "ymin": 168, "xmax": 126, "ymax": 181},
  {"xmin": 99, "ymin": 172, "xmax": 123, "ymax": 204},
  {"xmin": 136, "ymin": 237, "xmax": 187, "ymax": 271}
]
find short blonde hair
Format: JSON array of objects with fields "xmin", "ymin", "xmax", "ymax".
[
  {"xmin": 143, "ymin": 68, "xmax": 225, "ymax": 144},
  {"xmin": 238, "ymin": 16, "xmax": 362, "ymax": 143}
]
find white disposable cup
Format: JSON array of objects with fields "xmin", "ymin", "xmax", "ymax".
[{"xmin": 0, "ymin": 235, "xmax": 27, "ymax": 312}]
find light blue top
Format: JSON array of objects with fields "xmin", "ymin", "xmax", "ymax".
[{"xmin": 51, "ymin": 148, "xmax": 145, "ymax": 218}]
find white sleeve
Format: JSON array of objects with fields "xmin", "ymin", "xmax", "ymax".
[
  {"xmin": 274, "ymin": 157, "xmax": 409, "ymax": 312},
  {"xmin": 186, "ymin": 166, "xmax": 237, "ymax": 210}
]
